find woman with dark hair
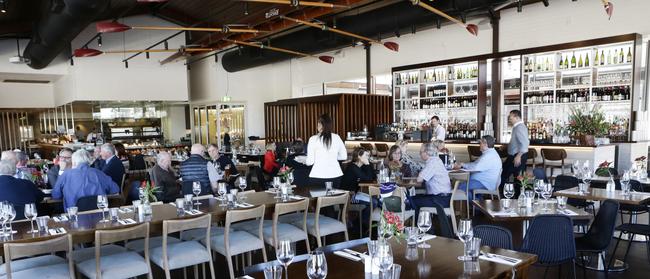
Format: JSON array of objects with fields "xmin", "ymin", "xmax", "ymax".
[
  {"xmin": 383, "ymin": 145, "xmax": 414, "ymax": 177},
  {"xmin": 306, "ymin": 114, "xmax": 347, "ymax": 188},
  {"xmin": 113, "ymin": 142, "xmax": 130, "ymax": 170},
  {"xmin": 286, "ymin": 140, "xmax": 311, "ymax": 187},
  {"xmin": 341, "ymin": 147, "xmax": 375, "ymax": 193}
]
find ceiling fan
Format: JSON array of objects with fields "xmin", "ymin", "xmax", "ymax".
[
  {"xmin": 409, "ymin": 0, "xmax": 478, "ymax": 36},
  {"xmin": 96, "ymin": 21, "xmax": 262, "ymax": 34},
  {"xmin": 236, "ymin": 0, "xmax": 349, "ymax": 8},
  {"xmin": 281, "ymin": 16, "xmax": 399, "ymax": 52},
  {"xmin": 223, "ymin": 38, "xmax": 334, "ymax": 63}
]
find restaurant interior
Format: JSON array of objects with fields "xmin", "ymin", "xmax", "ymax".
[{"xmin": 1, "ymin": 0, "xmax": 650, "ymax": 278}]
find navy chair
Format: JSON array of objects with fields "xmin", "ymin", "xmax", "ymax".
[
  {"xmin": 76, "ymin": 195, "xmax": 99, "ymax": 211},
  {"xmin": 473, "ymin": 225, "xmax": 513, "ymax": 250},
  {"xmin": 431, "ymin": 201, "xmax": 455, "ymax": 239},
  {"xmin": 619, "ymin": 180, "xmax": 648, "ymax": 224},
  {"xmin": 521, "ymin": 215, "xmax": 577, "ymax": 279},
  {"xmin": 575, "ymin": 199, "xmax": 619, "ymax": 277},
  {"xmin": 532, "ymin": 167, "xmax": 548, "ymax": 182}
]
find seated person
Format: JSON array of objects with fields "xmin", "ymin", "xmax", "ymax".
[
  {"xmin": 341, "ymin": 147, "xmax": 376, "ymax": 199},
  {"xmin": 99, "ymin": 143, "xmax": 126, "ymax": 187},
  {"xmin": 263, "ymin": 143, "xmax": 280, "ymax": 175},
  {"xmin": 52, "ymin": 149, "xmax": 120, "ymax": 209},
  {"xmin": 207, "ymin": 144, "xmax": 239, "ymax": 189},
  {"xmin": 410, "ymin": 143, "xmax": 452, "ymax": 222},
  {"xmin": 150, "ymin": 151, "xmax": 181, "ymax": 203},
  {"xmin": 47, "ymin": 148, "xmax": 73, "ymax": 188},
  {"xmin": 114, "ymin": 143, "xmax": 131, "ymax": 171},
  {"xmin": 0, "ymin": 160, "xmax": 45, "ymax": 219},
  {"xmin": 383, "ymin": 145, "xmax": 414, "ymax": 178},
  {"xmin": 91, "ymin": 146, "xmax": 105, "ymax": 169},
  {"xmin": 453, "ymin": 135, "xmax": 502, "ymax": 200},
  {"xmin": 15, "ymin": 151, "xmax": 37, "ymax": 181},
  {"xmin": 285, "ymin": 140, "xmax": 311, "ymax": 187},
  {"xmin": 180, "ymin": 144, "xmax": 212, "ymax": 195},
  {"xmin": 396, "ymin": 140, "xmax": 422, "ymax": 175}
]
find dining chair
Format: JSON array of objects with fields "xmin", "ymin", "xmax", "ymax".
[
  {"xmin": 526, "ymin": 148, "xmax": 539, "ymax": 169},
  {"xmin": 76, "ymin": 195, "xmax": 100, "ymax": 211},
  {"xmin": 375, "ymin": 143, "xmax": 389, "ymax": 158},
  {"xmin": 618, "ymin": 180, "xmax": 648, "ymax": 226},
  {"xmin": 521, "ymin": 215, "xmax": 577, "ymax": 279},
  {"xmin": 263, "ymin": 199, "xmax": 310, "ymax": 252},
  {"xmin": 367, "ymin": 185, "xmax": 382, "ymax": 239},
  {"xmin": 75, "ymin": 223, "xmax": 153, "ymax": 279},
  {"xmin": 472, "ymin": 169, "xmax": 503, "ymax": 201},
  {"xmin": 467, "ymin": 145, "xmax": 482, "ymax": 162},
  {"xmin": 541, "ymin": 148, "xmax": 572, "ymax": 178},
  {"xmin": 150, "ymin": 214, "xmax": 215, "ymax": 279},
  {"xmin": 211, "ymin": 205, "xmax": 267, "ymax": 279},
  {"xmin": 382, "ymin": 187, "xmax": 414, "ymax": 225},
  {"xmin": 473, "ymin": 225, "xmax": 513, "ymax": 250},
  {"xmin": 430, "ymin": 200, "xmax": 455, "ymax": 238},
  {"xmin": 1, "ymin": 235, "xmax": 74, "ymax": 279},
  {"xmin": 291, "ymin": 192, "xmax": 349, "ymax": 248},
  {"xmin": 553, "ymin": 175, "xmax": 595, "ymax": 232},
  {"xmin": 574, "ymin": 199, "xmax": 619, "ymax": 277}
]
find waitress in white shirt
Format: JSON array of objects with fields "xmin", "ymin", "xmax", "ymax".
[{"xmin": 306, "ymin": 114, "xmax": 347, "ymax": 188}]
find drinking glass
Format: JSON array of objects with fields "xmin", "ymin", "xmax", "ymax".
[
  {"xmin": 4, "ymin": 203, "xmax": 16, "ymax": 234},
  {"xmin": 218, "ymin": 182, "xmax": 227, "ymax": 206},
  {"xmin": 24, "ymin": 203, "xmax": 38, "ymax": 234},
  {"xmin": 405, "ymin": 227, "xmax": 419, "ymax": 247},
  {"xmin": 325, "ymin": 181, "xmax": 333, "ymax": 195},
  {"xmin": 288, "ymin": 172, "xmax": 295, "ymax": 185},
  {"xmin": 66, "ymin": 206, "xmax": 78, "ymax": 223},
  {"xmin": 417, "ymin": 211, "xmax": 432, "ymax": 248},
  {"xmin": 503, "ymin": 183, "xmax": 515, "ymax": 199},
  {"xmin": 456, "ymin": 219, "xmax": 473, "ymax": 261},
  {"xmin": 264, "ymin": 265, "xmax": 283, "ymax": 279},
  {"xmin": 184, "ymin": 194, "xmax": 194, "ymax": 211},
  {"xmin": 132, "ymin": 200, "xmax": 141, "ymax": 213},
  {"xmin": 276, "ymin": 240, "xmax": 295, "ymax": 279},
  {"xmin": 367, "ymin": 240, "xmax": 378, "ymax": 258},
  {"xmin": 36, "ymin": 216, "xmax": 49, "ymax": 234},
  {"xmin": 501, "ymin": 199, "xmax": 512, "ymax": 212},
  {"xmin": 175, "ymin": 198, "xmax": 185, "ymax": 215},
  {"xmin": 533, "ymin": 180, "xmax": 543, "ymax": 203},
  {"xmin": 192, "ymin": 181, "xmax": 202, "ymax": 205},
  {"xmin": 378, "ymin": 218, "xmax": 393, "ymax": 240},
  {"xmin": 466, "ymin": 238, "xmax": 482, "ymax": 261},
  {"xmin": 373, "ymin": 243, "xmax": 393, "ymax": 277},
  {"xmin": 0, "ymin": 203, "xmax": 6, "ymax": 237},
  {"xmin": 557, "ymin": 196, "xmax": 568, "ymax": 212},
  {"xmin": 621, "ymin": 170, "xmax": 631, "ymax": 195},
  {"xmin": 384, "ymin": 264, "xmax": 401, "ymax": 279},
  {"xmin": 97, "ymin": 195, "xmax": 108, "ymax": 223},
  {"xmin": 110, "ymin": 208, "xmax": 119, "ymax": 222},
  {"xmin": 306, "ymin": 250, "xmax": 328, "ymax": 279},
  {"xmin": 273, "ymin": 177, "xmax": 281, "ymax": 197},
  {"xmin": 541, "ymin": 183, "xmax": 553, "ymax": 211}
]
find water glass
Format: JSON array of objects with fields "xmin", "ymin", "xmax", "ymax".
[
  {"xmin": 466, "ymin": 238, "xmax": 481, "ymax": 260},
  {"xmin": 132, "ymin": 200, "xmax": 141, "ymax": 213},
  {"xmin": 66, "ymin": 206, "xmax": 78, "ymax": 223},
  {"xmin": 367, "ymin": 240, "xmax": 378, "ymax": 257},
  {"xmin": 175, "ymin": 198, "xmax": 185, "ymax": 215},
  {"xmin": 500, "ymin": 199, "xmax": 511, "ymax": 212},
  {"xmin": 264, "ymin": 265, "xmax": 283, "ymax": 279},
  {"xmin": 578, "ymin": 183, "xmax": 589, "ymax": 194},
  {"xmin": 306, "ymin": 250, "xmax": 328, "ymax": 279},
  {"xmin": 36, "ymin": 216, "xmax": 49, "ymax": 234},
  {"xmin": 325, "ymin": 181, "xmax": 333, "ymax": 194},
  {"xmin": 109, "ymin": 208, "xmax": 119, "ymax": 222},
  {"xmin": 97, "ymin": 195, "xmax": 109, "ymax": 223},
  {"xmin": 456, "ymin": 219, "xmax": 473, "ymax": 261},
  {"xmin": 405, "ymin": 246, "xmax": 418, "ymax": 261},
  {"xmin": 184, "ymin": 194, "xmax": 194, "ymax": 211},
  {"xmin": 381, "ymin": 263, "xmax": 401, "ymax": 279},
  {"xmin": 374, "ymin": 243, "xmax": 393, "ymax": 276},
  {"xmin": 462, "ymin": 260, "xmax": 481, "ymax": 275},
  {"xmin": 557, "ymin": 196, "xmax": 568, "ymax": 211},
  {"xmin": 417, "ymin": 211, "xmax": 432, "ymax": 248},
  {"xmin": 405, "ymin": 227, "xmax": 419, "ymax": 247},
  {"xmin": 24, "ymin": 203, "xmax": 38, "ymax": 234}
]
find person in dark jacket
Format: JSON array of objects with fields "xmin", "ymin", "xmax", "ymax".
[
  {"xmin": 340, "ymin": 147, "xmax": 375, "ymax": 194},
  {"xmin": 150, "ymin": 151, "xmax": 180, "ymax": 203},
  {"xmin": 99, "ymin": 143, "xmax": 125, "ymax": 187},
  {"xmin": 47, "ymin": 148, "xmax": 73, "ymax": 188},
  {"xmin": 285, "ymin": 140, "xmax": 311, "ymax": 187},
  {"xmin": 0, "ymin": 160, "xmax": 45, "ymax": 220},
  {"xmin": 180, "ymin": 144, "xmax": 212, "ymax": 195}
]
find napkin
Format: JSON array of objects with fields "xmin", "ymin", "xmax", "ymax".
[
  {"xmin": 118, "ymin": 218, "xmax": 136, "ymax": 225},
  {"xmin": 289, "ymin": 195, "xmax": 305, "ymax": 200},
  {"xmin": 479, "ymin": 253, "xmax": 522, "ymax": 266},
  {"xmin": 418, "ymin": 234, "xmax": 437, "ymax": 243},
  {"xmin": 559, "ymin": 209, "xmax": 578, "ymax": 216},
  {"xmin": 334, "ymin": 250, "xmax": 362, "ymax": 261},
  {"xmin": 237, "ymin": 202, "xmax": 255, "ymax": 208},
  {"xmin": 118, "ymin": 208, "xmax": 133, "ymax": 214},
  {"xmin": 186, "ymin": 209, "xmax": 203, "ymax": 215},
  {"xmin": 489, "ymin": 210, "xmax": 518, "ymax": 217},
  {"xmin": 48, "ymin": 228, "xmax": 67, "ymax": 235},
  {"xmin": 53, "ymin": 215, "xmax": 68, "ymax": 222}
]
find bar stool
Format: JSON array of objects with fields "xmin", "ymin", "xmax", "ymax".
[
  {"xmin": 359, "ymin": 143, "xmax": 375, "ymax": 156},
  {"xmin": 541, "ymin": 148, "xmax": 572, "ymax": 178},
  {"xmin": 526, "ymin": 148, "xmax": 538, "ymax": 169},
  {"xmin": 1, "ymin": 235, "xmax": 74, "ymax": 279},
  {"xmin": 291, "ymin": 193, "xmax": 349, "ymax": 248},
  {"xmin": 467, "ymin": 146, "xmax": 482, "ymax": 162},
  {"xmin": 375, "ymin": 143, "xmax": 390, "ymax": 158}
]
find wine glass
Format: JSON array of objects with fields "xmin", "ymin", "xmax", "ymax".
[
  {"xmin": 306, "ymin": 250, "xmax": 328, "ymax": 279},
  {"xmin": 373, "ymin": 243, "xmax": 393, "ymax": 277},
  {"xmin": 572, "ymin": 160, "xmax": 581, "ymax": 174},
  {"xmin": 456, "ymin": 219, "xmax": 473, "ymax": 261},
  {"xmin": 541, "ymin": 183, "xmax": 554, "ymax": 211},
  {"xmin": 503, "ymin": 183, "xmax": 515, "ymax": 199},
  {"xmin": 217, "ymin": 183, "xmax": 227, "ymax": 206},
  {"xmin": 276, "ymin": 240, "xmax": 295, "ymax": 279},
  {"xmin": 4, "ymin": 204, "xmax": 16, "ymax": 234},
  {"xmin": 238, "ymin": 176, "xmax": 247, "ymax": 201},
  {"xmin": 192, "ymin": 181, "xmax": 202, "ymax": 206},
  {"xmin": 288, "ymin": 172, "xmax": 295, "ymax": 186},
  {"xmin": 0, "ymin": 204, "xmax": 7, "ymax": 237},
  {"xmin": 273, "ymin": 177, "xmax": 281, "ymax": 198},
  {"xmin": 97, "ymin": 195, "xmax": 108, "ymax": 223},
  {"xmin": 533, "ymin": 180, "xmax": 543, "ymax": 204},
  {"xmin": 621, "ymin": 170, "xmax": 631, "ymax": 195},
  {"xmin": 24, "ymin": 203, "xmax": 38, "ymax": 234},
  {"xmin": 583, "ymin": 169, "xmax": 593, "ymax": 190},
  {"xmin": 417, "ymin": 211, "xmax": 432, "ymax": 248}
]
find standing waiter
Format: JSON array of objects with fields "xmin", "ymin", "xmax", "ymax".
[
  {"xmin": 500, "ymin": 110, "xmax": 529, "ymax": 193},
  {"xmin": 429, "ymin": 115, "xmax": 446, "ymax": 141}
]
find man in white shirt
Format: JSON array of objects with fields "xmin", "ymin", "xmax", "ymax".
[
  {"xmin": 430, "ymin": 115, "xmax": 446, "ymax": 141},
  {"xmin": 453, "ymin": 135, "xmax": 502, "ymax": 200},
  {"xmin": 411, "ymin": 142, "xmax": 452, "ymax": 222},
  {"xmin": 87, "ymin": 128, "xmax": 98, "ymax": 143}
]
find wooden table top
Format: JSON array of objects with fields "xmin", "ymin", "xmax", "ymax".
[
  {"xmin": 247, "ymin": 237, "xmax": 537, "ymax": 279},
  {"xmin": 0, "ymin": 188, "xmax": 341, "ymax": 246},
  {"xmin": 554, "ymin": 187, "xmax": 650, "ymax": 205},
  {"xmin": 473, "ymin": 199, "xmax": 592, "ymax": 222}
]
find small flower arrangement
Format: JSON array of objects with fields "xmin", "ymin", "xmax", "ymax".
[
  {"xmin": 516, "ymin": 172, "xmax": 535, "ymax": 191},
  {"xmin": 277, "ymin": 166, "xmax": 293, "ymax": 183},
  {"xmin": 595, "ymin": 161, "xmax": 615, "ymax": 177},
  {"xmin": 379, "ymin": 210, "xmax": 405, "ymax": 240},
  {"xmin": 635, "ymin": 156, "xmax": 647, "ymax": 163},
  {"xmin": 140, "ymin": 181, "xmax": 160, "ymax": 202}
]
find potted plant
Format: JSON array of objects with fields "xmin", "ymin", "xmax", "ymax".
[
  {"xmin": 595, "ymin": 161, "xmax": 616, "ymax": 177},
  {"xmin": 567, "ymin": 105, "xmax": 610, "ymax": 146}
]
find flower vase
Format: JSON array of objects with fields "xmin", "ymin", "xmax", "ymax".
[{"xmin": 142, "ymin": 197, "xmax": 153, "ymax": 216}]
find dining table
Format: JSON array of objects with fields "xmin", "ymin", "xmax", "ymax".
[{"xmin": 244, "ymin": 236, "xmax": 538, "ymax": 279}]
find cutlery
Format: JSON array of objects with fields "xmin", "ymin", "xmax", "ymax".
[{"xmin": 481, "ymin": 251, "xmax": 519, "ymax": 263}]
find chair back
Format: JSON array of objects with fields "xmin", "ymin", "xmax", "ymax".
[
  {"xmin": 76, "ymin": 195, "xmax": 99, "ymax": 211},
  {"xmin": 583, "ymin": 199, "xmax": 620, "ymax": 251},
  {"xmin": 3, "ymin": 235, "xmax": 74, "ymax": 279},
  {"xmin": 467, "ymin": 146, "xmax": 482, "ymax": 162},
  {"xmin": 541, "ymin": 148, "xmax": 567, "ymax": 162},
  {"xmin": 225, "ymin": 205, "xmax": 265, "ymax": 253},
  {"xmin": 532, "ymin": 167, "xmax": 547, "ymax": 182},
  {"xmin": 431, "ymin": 200, "xmax": 455, "ymax": 239},
  {"xmin": 359, "ymin": 143, "xmax": 374, "ymax": 152},
  {"xmin": 522, "ymin": 215, "xmax": 576, "ymax": 265},
  {"xmin": 553, "ymin": 175, "xmax": 589, "ymax": 207},
  {"xmin": 164, "ymin": 213, "xmax": 212, "ymax": 235},
  {"xmin": 473, "ymin": 225, "xmax": 513, "ymax": 250},
  {"xmin": 527, "ymin": 148, "xmax": 538, "ymax": 164},
  {"xmin": 273, "ymin": 199, "xmax": 309, "ymax": 246},
  {"xmin": 95, "ymin": 222, "xmax": 151, "ymax": 279},
  {"xmin": 315, "ymin": 192, "xmax": 349, "ymax": 222}
]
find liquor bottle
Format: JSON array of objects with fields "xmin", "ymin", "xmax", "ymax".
[
  {"xmin": 448, "ymin": 68, "xmax": 453, "ymax": 80},
  {"xmin": 626, "ymin": 47, "xmax": 632, "ymax": 63},
  {"xmin": 559, "ymin": 55, "xmax": 564, "ymax": 69},
  {"xmin": 608, "ymin": 50, "xmax": 613, "ymax": 65},
  {"xmin": 619, "ymin": 48, "xmax": 624, "ymax": 64},
  {"xmin": 614, "ymin": 49, "xmax": 619, "ymax": 64},
  {"xmin": 594, "ymin": 50, "xmax": 599, "ymax": 65},
  {"xmin": 570, "ymin": 52, "xmax": 577, "ymax": 68},
  {"xmin": 585, "ymin": 53, "xmax": 590, "ymax": 67},
  {"xmin": 600, "ymin": 50, "xmax": 605, "ymax": 66},
  {"xmin": 578, "ymin": 54, "xmax": 583, "ymax": 68}
]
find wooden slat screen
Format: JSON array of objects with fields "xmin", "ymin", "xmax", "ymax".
[
  {"xmin": 264, "ymin": 94, "xmax": 393, "ymax": 143},
  {"xmin": 0, "ymin": 111, "xmax": 29, "ymax": 151}
]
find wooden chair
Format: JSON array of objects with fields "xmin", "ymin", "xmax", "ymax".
[
  {"xmin": 375, "ymin": 143, "xmax": 390, "ymax": 158},
  {"xmin": 467, "ymin": 146, "xmax": 482, "ymax": 162},
  {"xmin": 367, "ymin": 186, "xmax": 382, "ymax": 239},
  {"xmin": 75, "ymin": 223, "xmax": 152, "ymax": 279},
  {"xmin": 293, "ymin": 193, "xmax": 349, "ymax": 248},
  {"xmin": 2, "ymin": 235, "xmax": 75, "ymax": 279},
  {"xmin": 151, "ymin": 214, "xmax": 215, "ymax": 279},
  {"xmin": 211, "ymin": 205, "xmax": 267, "ymax": 279},
  {"xmin": 541, "ymin": 148, "xmax": 572, "ymax": 178},
  {"xmin": 265, "ymin": 199, "xmax": 310, "ymax": 252},
  {"xmin": 526, "ymin": 148, "xmax": 538, "ymax": 169},
  {"xmin": 359, "ymin": 143, "xmax": 375, "ymax": 156}
]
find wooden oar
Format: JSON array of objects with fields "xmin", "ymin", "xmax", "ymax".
[
  {"xmin": 96, "ymin": 22, "xmax": 260, "ymax": 34},
  {"xmin": 223, "ymin": 38, "xmax": 334, "ymax": 63},
  {"xmin": 281, "ymin": 16, "xmax": 399, "ymax": 52},
  {"xmin": 410, "ymin": 0, "xmax": 478, "ymax": 36},
  {"xmin": 73, "ymin": 48, "xmax": 214, "ymax": 57},
  {"xmin": 601, "ymin": 0, "xmax": 614, "ymax": 20},
  {"xmin": 237, "ymin": 0, "xmax": 348, "ymax": 8}
]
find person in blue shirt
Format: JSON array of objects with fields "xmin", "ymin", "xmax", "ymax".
[
  {"xmin": 453, "ymin": 135, "xmax": 502, "ymax": 200},
  {"xmin": 52, "ymin": 149, "xmax": 120, "ymax": 209},
  {"xmin": 0, "ymin": 160, "xmax": 45, "ymax": 220}
]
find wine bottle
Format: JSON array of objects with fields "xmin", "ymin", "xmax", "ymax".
[
  {"xmin": 559, "ymin": 55, "xmax": 564, "ymax": 69},
  {"xmin": 564, "ymin": 55, "xmax": 569, "ymax": 69},
  {"xmin": 594, "ymin": 50, "xmax": 599, "ymax": 65},
  {"xmin": 614, "ymin": 49, "xmax": 619, "ymax": 64},
  {"xmin": 570, "ymin": 52, "xmax": 577, "ymax": 68},
  {"xmin": 619, "ymin": 48, "xmax": 624, "ymax": 63},
  {"xmin": 578, "ymin": 54, "xmax": 583, "ymax": 68},
  {"xmin": 585, "ymin": 53, "xmax": 590, "ymax": 67},
  {"xmin": 626, "ymin": 47, "xmax": 632, "ymax": 63},
  {"xmin": 600, "ymin": 50, "xmax": 605, "ymax": 66}
]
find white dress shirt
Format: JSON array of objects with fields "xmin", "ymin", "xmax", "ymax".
[
  {"xmin": 207, "ymin": 160, "xmax": 223, "ymax": 184},
  {"xmin": 432, "ymin": 125, "xmax": 446, "ymax": 141},
  {"xmin": 306, "ymin": 133, "xmax": 347, "ymax": 179}
]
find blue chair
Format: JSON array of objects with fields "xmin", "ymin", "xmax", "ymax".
[
  {"xmin": 618, "ymin": 180, "xmax": 648, "ymax": 225},
  {"xmin": 473, "ymin": 225, "xmax": 513, "ymax": 250},
  {"xmin": 431, "ymin": 201, "xmax": 455, "ymax": 239},
  {"xmin": 76, "ymin": 195, "xmax": 99, "ymax": 211},
  {"xmin": 575, "ymin": 199, "xmax": 619, "ymax": 277},
  {"xmin": 532, "ymin": 167, "xmax": 547, "ymax": 182},
  {"xmin": 521, "ymin": 215, "xmax": 576, "ymax": 278},
  {"xmin": 553, "ymin": 175, "xmax": 595, "ymax": 232}
]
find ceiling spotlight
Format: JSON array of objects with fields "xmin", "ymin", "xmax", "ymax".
[
  {"xmin": 97, "ymin": 34, "xmax": 102, "ymax": 47},
  {"xmin": 243, "ymin": 3, "xmax": 249, "ymax": 15},
  {"xmin": 542, "ymin": 0, "xmax": 549, "ymax": 7},
  {"xmin": 125, "ymin": 61, "xmax": 129, "ymax": 68},
  {"xmin": 164, "ymin": 40, "xmax": 168, "ymax": 50},
  {"xmin": 0, "ymin": 0, "xmax": 6, "ymax": 13},
  {"xmin": 517, "ymin": 0, "xmax": 523, "ymax": 12}
]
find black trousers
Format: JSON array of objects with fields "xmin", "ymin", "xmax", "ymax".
[{"xmin": 500, "ymin": 153, "xmax": 528, "ymax": 197}]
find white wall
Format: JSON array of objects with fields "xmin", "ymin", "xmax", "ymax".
[
  {"xmin": 162, "ymin": 105, "xmax": 188, "ymax": 143},
  {"xmin": 0, "ymin": 82, "xmax": 55, "ymax": 108}
]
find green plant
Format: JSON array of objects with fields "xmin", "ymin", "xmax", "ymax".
[
  {"xmin": 595, "ymin": 161, "xmax": 615, "ymax": 177},
  {"xmin": 140, "ymin": 181, "xmax": 160, "ymax": 202},
  {"xmin": 516, "ymin": 171, "xmax": 535, "ymax": 191},
  {"xmin": 567, "ymin": 105, "xmax": 610, "ymax": 137}
]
